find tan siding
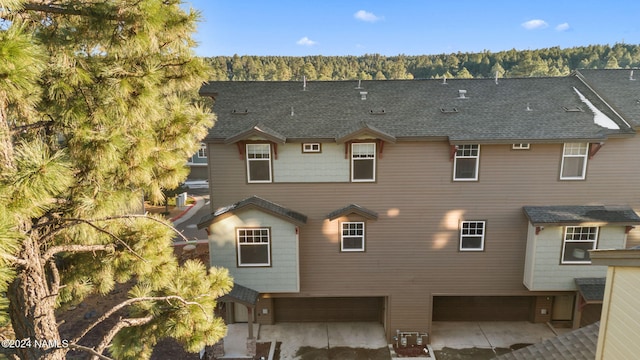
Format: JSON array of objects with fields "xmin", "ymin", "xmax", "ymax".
[
  {"xmin": 208, "ymin": 137, "xmax": 640, "ymax": 338},
  {"xmin": 597, "ymin": 267, "xmax": 640, "ymax": 359}
]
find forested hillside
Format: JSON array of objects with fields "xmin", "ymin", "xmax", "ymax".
[{"xmin": 204, "ymin": 43, "xmax": 640, "ymax": 81}]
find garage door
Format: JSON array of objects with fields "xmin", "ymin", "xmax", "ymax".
[
  {"xmin": 274, "ymin": 297, "xmax": 383, "ymax": 322},
  {"xmin": 433, "ymin": 296, "xmax": 533, "ymax": 321}
]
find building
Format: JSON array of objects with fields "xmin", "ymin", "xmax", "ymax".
[{"xmin": 197, "ymin": 69, "xmax": 640, "ymax": 341}]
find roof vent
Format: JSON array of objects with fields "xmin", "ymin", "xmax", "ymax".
[
  {"xmin": 303, "ymin": 76, "xmax": 307, "ymax": 91},
  {"xmin": 290, "ymin": 106, "xmax": 294, "ymax": 116},
  {"xmin": 442, "ymin": 76, "xmax": 447, "ymax": 85},
  {"xmin": 563, "ymin": 106, "xmax": 583, "ymax": 112},
  {"xmin": 440, "ymin": 107, "xmax": 458, "ymax": 113},
  {"xmin": 458, "ymin": 90, "xmax": 467, "ymax": 99},
  {"xmin": 495, "ymin": 71, "xmax": 499, "ymax": 85},
  {"xmin": 356, "ymin": 79, "xmax": 363, "ymax": 89},
  {"xmin": 369, "ymin": 109, "xmax": 385, "ymax": 115},
  {"xmin": 360, "ymin": 91, "xmax": 368, "ymax": 100},
  {"xmin": 526, "ymin": 102, "xmax": 532, "ymax": 111},
  {"xmin": 630, "ymin": 70, "xmax": 636, "ymax": 81},
  {"xmin": 232, "ymin": 109, "xmax": 249, "ymax": 115}
]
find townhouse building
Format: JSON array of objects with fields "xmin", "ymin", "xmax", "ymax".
[{"xmin": 198, "ymin": 69, "xmax": 640, "ymax": 341}]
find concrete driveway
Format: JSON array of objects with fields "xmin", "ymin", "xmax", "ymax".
[{"xmin": 258, "ymin": 322, "xmax": 388, "ymax": 360}]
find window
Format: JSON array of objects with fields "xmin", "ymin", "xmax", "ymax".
[
  {"xmin": 560, "ymin": 143, "xmax": 588, "ymax": 180},
  {"xmin": 460, "ymin": 221, "xmax": 485, "ymax": 251},
  {"xmin": 237, "ymin": 228, "xmax": 271, "ymax": 266},
  {"xmin": 302, "ymin": 143, "xmax": 321, "ymax": 153},
  {"xmin": 351, "ymin": 143, "xmax": 376, "ymax": 182},
  {"xmin": 512, "ymin": 143, "xmax": 530, "ymax": 150},
  {"xmin": 246, "ymin": 144, "xmax": 272, "ymax": 183},
  {"xmin": 197, "ymin": 143, "xmax": 207, "ymax": 158},
  {"xmin": 454, "ymin": 145, "xmax": 480, "ymax": 181},
  {"xmin": 341, "ymin": 222, "xmax": 365, "ymax": 251},
  {"xmin": 561, "ymin": 226, "xmax": 598, "ymax": 264}
]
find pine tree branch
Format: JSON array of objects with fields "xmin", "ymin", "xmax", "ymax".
[
  {"xmin": 0, "ymin": 252, "xmax": 28, "ymax": 267},
  {"xmin": 47, "ymin": 258, "xmax": 60, "ymax": 295},
  {"xmin": 72, "ymin": 294, "xmax": 210, "ymax": 344},
  {"xmin": 91, "ymin": 315, "xmax": 154, "ymax": 360},
  {"xmin": 42, "ymin": 244, "xmax": 115, "ymax": 261},
  {"xmin": 67, "ymin": 343, "xmax": 114, "ymax": 360}
]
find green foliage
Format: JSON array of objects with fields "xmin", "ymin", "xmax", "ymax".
[
  {"xmin": 203, "ymin": 43, "xmax": 640, "ymax": 81},
  {"xmin": 0, "ymin": 1, "xmax": 229, "ymax": 358}
]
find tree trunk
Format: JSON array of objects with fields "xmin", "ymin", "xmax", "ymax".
[{"xmin": 8, "ymin": 236, "xmax": 67, "ymax": 360}]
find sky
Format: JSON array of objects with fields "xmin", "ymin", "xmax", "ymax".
[{"xmin": 182, "ymin": 1, "xmax": 640, "ymax": 57}]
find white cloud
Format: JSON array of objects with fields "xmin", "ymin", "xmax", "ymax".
[
  {"xmin": 296, "ymin": 37, "xmax": 317, "ymax": 46},
  {"xmin": 521, "ymin": 19, "xmax": 549, "ymax": 30},
  {"xmin": 556, "ymin": 23, "xmax": 570, "ymax": 31},
  {"xmin": 354, "ymin": 10, "xmax": 383, "ymax": 22}
]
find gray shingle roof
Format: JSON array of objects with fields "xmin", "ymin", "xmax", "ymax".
[
  {"xmin": 326, "ymin": 204, "xmax": 379, "ymax": 221},
  {"xmin": 576, "ymin": 69, "xmax": 640, "ymax": 128},
  {"xmin": 198, "ymin": 195, "xmax": 307, "ymax": 229},
  {"xmin": 200, "ymin": 75, "xmax": 634, "ymax": 144},
  {"xmin": 493, "ymin": 322, "xmax": 600, "ymax": 360},
  {"xmin": 575, "ymin": 277, "xmax": 606, "ymax": 303},
  {"xmin": 220, "ymin": 283, "xmax": 260, "ymax": 306},
  {"xmin": 523, "ymin": 205, "xmax": 640, "ymax": 225}
]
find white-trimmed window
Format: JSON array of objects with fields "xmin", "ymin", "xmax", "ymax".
[
  {"xmin": 246, "ymin": 143, "xmax": 272, "ymax": 183},
  {"xmin": 351, "ymin": 143, "xmax": 376, "ymax": 182},
  {"xmin": 512, "ymin": 143, "xmax": 530, "ymax": 150},
  {"xmin": 460, "ymin": 221, "xmax": 485, "ymax": 251},
  {"xmin": 561, "ymin": 226, "xmax": 598, "ymax": 264},
  {"xmin": 560, "ymin": 143, "xmax": 588, "ymax": 180},
  {"xmin": 341, "ymin": 222, "xmax": 365, "ymax": 251},
  {"xmin": 237, "ymin": 228, "xmax": 271, "ymax": 266},
  {"xmin": 302, "ymin": 143, "xmax": 321, "ymax": 153},
  {"xmin": 454, "ymin": 144, "xmax": 480, "ymax": 181},
  {"xmin": 197, "ymin": 143, "xmax": 207, "ymax": 158}
]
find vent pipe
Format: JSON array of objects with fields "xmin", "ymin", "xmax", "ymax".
[
  {"xmin": 303, "ymin": 76, "xmax": 307, "ymax": 91},
  {"xmin": 630, "ymin": 70, "xmax": 636, "ymax": 81},
  {"xmin": 442, "ymin": 75, "xmax": 447, "ymax": 84},
  {"xmin": 495, "ymin": 71, "xmax": 499, "ymax": 85}
]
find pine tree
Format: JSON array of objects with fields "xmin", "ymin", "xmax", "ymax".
[{"xmin": 0, "ymin": 1, "xmax": 232, "ymax": 359}]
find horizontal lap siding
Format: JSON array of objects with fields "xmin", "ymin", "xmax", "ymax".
[{"xmin": 208, "ymin": 137, "xmax": 640, "ymax": 336}]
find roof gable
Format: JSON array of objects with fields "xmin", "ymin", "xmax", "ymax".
[
  {"xmin": 224, "ymin": 123, "xmax": 286, "ymax": 144},
  {"xmin": 198, "ymin": 195, "xmax": 307, "ymax": 229},
  {"xmin": 326, "ymin": 204, "xmax": 378, "ymax": 221}
]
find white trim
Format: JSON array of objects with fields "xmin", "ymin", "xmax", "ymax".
[
  {"xmin": 237, "ymin": 228, "xmax": 271, "ymax": 267},
  {"xmin": 560, "ymin": 143, "xmax": 588, "ymax": 180},
  {"xmin": 302, "ymin": 143, "xmax": 321, "ymax": 153},
  {"xmin": 341, "ymin": 221, "xmax": 365, "ymax": 252},
  {"xmin": 246, "ymin": 143, "xmax": 272, "ymax": 183},
  {"xmin": 197, "ymin": 142, "xmax": 207, "ymax": 158},
  {"xmin": 459, "ymin": 220, "xmax": 485, "ymax": 251},
  {"xmin": 561, "ymin": 226, "xmax": 598, "ymax": 264},
  {"xmin": 453, "ymin": 144, "xmax": 480, "ymax": 181},
  {"xmin": 351, "ymin": 142, "xmax": 376, "ymax": 182},
  {"xmin": 512, "ymin": 143, "xmax": 530, "ymax": 150}
]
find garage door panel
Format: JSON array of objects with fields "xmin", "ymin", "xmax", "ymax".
[
  {"xmin": 433, "ymin": 296, "xmax": 533, "ymax": 321},
  {"xmin": 275, "ymin": 297, "xmax": 382, "ymax": 322}
]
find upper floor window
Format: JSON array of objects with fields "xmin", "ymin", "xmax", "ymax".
[
  {"xmin": 302, "ymin": 143, "xmax": 321, "ymax": 153},
  {"xmin": 341, "ymin": 222, "xmax": 365, "ymax": 251},
  {"xmin": 460, "ymin": 221, "xmax": 485, "ymax": 251},
  {"xmin": 512, "ymin": 143, "xmax": 530, "ymax": 150},
  {"xmin": 197, "ymin": 143, "xmax": 207, "ymax": 158},
  {"xmin": 561, "ymin": 226, "xmax": 598, "ymax": 264},
  {"xmin": 454, "ymin": 145, "xmax": 480, "ymax": 181},
  {"xmin": 246, "ymin": 143, "xmax": 272, "ymax": 183},
  {"xmin": 237, "ymin": 228, "xmax": 271, "ymax": 267},
  {"xmin": 351, "ymin": 143, "xmax": 376, "ymax": 182},
  {"xmin": 560, "ymin": 143, "xmax": 588, "ymax": 180}
]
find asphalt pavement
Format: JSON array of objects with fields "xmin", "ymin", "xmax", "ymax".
[{"xmin": 173, "ymin": 187, "xmax": 211, "ymax": 242}]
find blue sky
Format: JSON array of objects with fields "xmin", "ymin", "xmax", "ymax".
[{"xmin": 183, "ymin": 1, "xmax": 640, "ymax": 57}]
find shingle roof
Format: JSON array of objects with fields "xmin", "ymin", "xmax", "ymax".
[
  {"xmin": 494, "ymin": 322, "xmax": 600, "ymax": 360},
  {"xmin": 523, "ymin": 205, "xmax": 640, "ymax": 225},
  {"xmin": 220, "ymin": 283, "xmax": 260, "ymax": 306},
  {"xmin": 200, "ymin": 75, "xmax": 634, "ymax": 144},
  {"xmin": 198, "ymin": 195, "xmax": 307, "ymax": 229},
  {"xmin": 326, "ymin": 204, "xmax": 379, "ymax": 221},
  {"xmin": 575, "ymin": 277, "xmax": 606, "ymax": 303},
  {"xmin": 576, "ymin": 69, "xmax": 640, "ymax": 128}
]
